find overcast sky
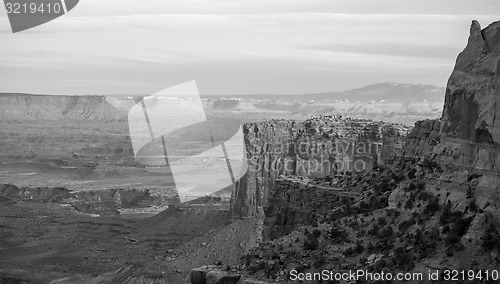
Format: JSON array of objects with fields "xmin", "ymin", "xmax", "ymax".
[{"xmin": 0, "ymin": 0, "xmax": 498, "ymax": 95}]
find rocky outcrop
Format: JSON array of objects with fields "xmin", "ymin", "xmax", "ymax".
[
  {"xmin": 230, "ymin": 118, "xmax": 406, "ymax": 219},
  {"xmin": 402, "ymin": 119, "xmax": 441, "ymax": 158},
  {"xmin": 0, "ymin": 94, "xmax": 124, "ymax": 121},
  {"xmin": 437, "ymin": 20, "xmax": 500, "ymax": 173}
]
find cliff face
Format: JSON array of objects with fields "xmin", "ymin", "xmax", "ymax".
[
  {"xmin": 437, "ymin": 20, "xmax": 500, "ymax": 172},
  {"xmin": 0, "ymin": 94, "xmax": 124, "ymax": 121},
  {"xmin": 230, "ymin": 118, "xmax": 407, "ymax": 219},
  {"xmin": 262, "ymin": 176, "xmax": 358, "ymax": 240}
]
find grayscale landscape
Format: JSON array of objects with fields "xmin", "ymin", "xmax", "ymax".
[{"xmin": 1, "ymin": 1, "xmax": 499, "ymax": 284}]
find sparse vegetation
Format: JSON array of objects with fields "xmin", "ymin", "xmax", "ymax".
[{"xmin": 239, "ymin": 159, "xmax": 497, "ymax": 283}]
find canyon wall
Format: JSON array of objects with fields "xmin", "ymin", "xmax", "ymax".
[
  {"xmin": 230, "ymin": 118, "xmax": 407, "ymax": 219},
  {"xmin": 436, "ymin": 20, "xmax": 500, "ymax": 173}
]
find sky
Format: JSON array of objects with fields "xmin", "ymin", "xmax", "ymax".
[{"xmin": 0, "ymin": 0, "xmax": 498, "ymax": 95}]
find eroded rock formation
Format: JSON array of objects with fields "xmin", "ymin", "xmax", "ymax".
[
  {"xmin": 230, "ymin": 118, "xmax": 407, "ymax": 219},
  {"xmin": 437, "ymin": 20, "xmax": 500, "ymax": 172}
]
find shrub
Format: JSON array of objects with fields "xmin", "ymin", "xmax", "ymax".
[
  {"xmin": 359, "ymin": 257, "xmax": 368, "ymax": 265},
  {"xmin": 355, "ymin": 240, "xmax": 364, "ymax": 253},
  {"xmin": 445, "ymin": 242, "xmax": 464, "ymax": 257},
  {"xmin": 343, "ymin": 246, "xmax": 356, "ymax": 256},
  {"xmin": 303, "ymin": 229, "xmax": 321, "ymax": 251},
  {"xmin": 378, "ymin": 226, "xmax": 394, "ymax": 240},
  {"xmin": 248, "ymin": 260, "xmax": 266, "ymax": 274},
  {"xmin": 303, "ymin": 235, "xmax": 319, "ymax": 250},
  {"xmin": 343, "ymin": 241, "xmax": 364, "ymax": 256},
  {"xmin": 369, "ymin": 224, "xmax": 380, "ymax": 236},
  {"xmin": 376, "ymin": 240, "xmax": 394, "ymax": 252},
  {"xmin": 313, "ymin": 253, "xmax": 326, "ymax": 268},
  {"xmin": 330, "ymin": 225, "xmax": 348, "ymax": 243},
  {"xmin": 404, "ymin": 198, "xmax": 414, "ymax": 209},
  {"xmin": 366, "ymin": 242, "xmax": 376, "ymax": 253},
  {"xmin": 408, "ymin": 169, "xmax": 417, "ymax": 179},
  {"xmin": 440, "ymin": 201, "xmax": 466, "ymax": 226},
  {"xmin": 445, "ymin": 232, "xmax": 461, "ymax": 246},
  {"xmin": 454, "ymin": 216, "xmax": 473, "ymax": 236},
  {"xmin": 482, "ymin": 223, "xmax": 500, "ymax": 251},
  {"xmin": 394, "ymin": 246, "xmax": 414, "ymax": 270},
  {"xmin": 377, "ymin": 217, "xmax": 387, "ymax": 226},
  {"xmin": 423, "ymin": 195, "xmax": 440, "ymax": 215},
  {"xmin": 416, "ymin": 182, "xmax": 426, "ymax": 190},
  {"xmin": 398, "ymin": 220, "xmax": 413, "ymax": 233},
  {"xmin": 406, "ymin": 182, "xmax": 417, "ymax": 191}
]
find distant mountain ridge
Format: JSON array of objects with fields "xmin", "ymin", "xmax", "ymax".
[
  {"xmin": 300, "ymin": 83, "xmax": 445, "ymax": 102},
  {"xmin": 202, "ymin": 83, "xmax": 445, "ymax": 102}
]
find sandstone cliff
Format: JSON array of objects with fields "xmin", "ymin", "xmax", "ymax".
[
  {"xmin": 437, "ymin": 20, "xmax": 500, "ymax": 173},
  {"xmin": 230, "ymin": 118, "xmax": 407, "ymax": 219}
]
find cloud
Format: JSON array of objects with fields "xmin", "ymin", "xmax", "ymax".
[
  {"xmin": 0, "ymin": 0, "xmax": 499, "ymax": 95},
  {"xmin": 305, "ymin": 43, "xmax": 461, "ymax": 59}
]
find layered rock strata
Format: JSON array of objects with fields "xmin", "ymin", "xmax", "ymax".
[
  {"xmin": 230, "ymin": 118, "xmax": 407, "ymax": 219},
  {"xmin": 437, "ymin": 20, "xmax": 500, "ymax": 173}
]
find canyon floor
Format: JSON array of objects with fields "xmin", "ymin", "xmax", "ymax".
[
  {"xmin": 0, "ymin": 199, "xmax": 229, "ymax": 283},
  {"xmin": 0, "ymin": 108, "xmax": 303, "ymax": 283}
]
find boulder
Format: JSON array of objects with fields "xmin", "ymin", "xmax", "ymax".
[
  {"xmin": 206, "ymin": 270, "xmax": 240, "ymax": 284},
  {"xmin": 190, "ymin": 266, "xmax": 241, "ymax": 284}
]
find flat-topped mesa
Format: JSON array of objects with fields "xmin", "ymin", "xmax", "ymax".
[
  {"xmin": 0, "ymin": 94, "xmax": 125, "ymax": 121},
  {"xmin": 436, "ymin": 20, "xmax": 500, "ymax": 172},
  {"xmin": 230, "ymin": 117, "xmax": 408, "ymax": 219}
]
